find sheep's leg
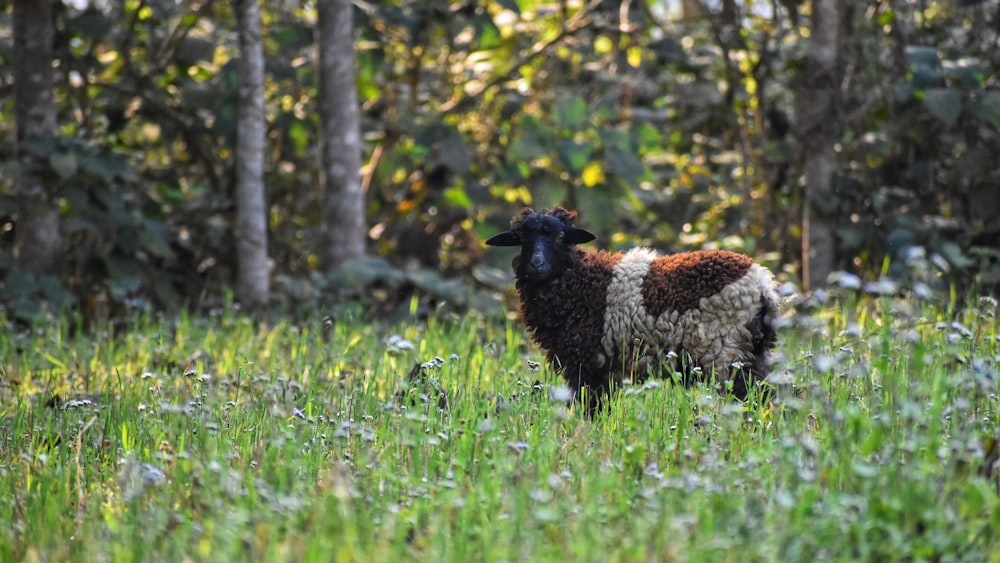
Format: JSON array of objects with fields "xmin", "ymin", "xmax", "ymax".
[
  {"xmin": 728, "ymin": 357, "xmax": 772, "ymax": 404},
  {"xmin": 564, "ymin": 365, "xmax": 614, "ymax": 416},
  {"xmin": 729, "ymin": 366, "xmax": 754, "ymax": 401},
  {"xmin": 733, "ymin": 298, "xmax": 777, "ymax": 403}
]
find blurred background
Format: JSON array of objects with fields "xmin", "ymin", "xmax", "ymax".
[{"xmin": 1, "ymin": 0, "xmax": 998, "ymax": 322}]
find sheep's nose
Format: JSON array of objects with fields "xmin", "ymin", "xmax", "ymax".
[{"xmin": 527, "ymin": 253, "xmax": 551, "ymax": 281}]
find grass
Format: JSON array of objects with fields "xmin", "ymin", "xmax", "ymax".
[{"xmin": 1, "ymin": 292, "xmax": 999, "ymax": 562}]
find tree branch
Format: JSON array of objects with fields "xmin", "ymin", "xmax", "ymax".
[{"xmin": 435, "ymin": 0, "xmax": 603, "ymax": 116}]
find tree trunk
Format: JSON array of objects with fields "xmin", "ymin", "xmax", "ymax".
[
  {"xmin": 232, "ymin": 0, "xmax": 270, "ymax": 309},
  {"xmin": 316, "ymin": 0, "xmax": 367, "ymax": 272},
  {"xmin": 13, "ymin": 0, "xmax": 60, "ymax": 275},
  {"xmin": 798, "ymin": 0, "xmax": 841, "ymax": 290}
]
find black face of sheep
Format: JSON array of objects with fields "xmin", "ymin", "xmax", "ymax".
[{"xmin": 485, "ymin": 208, "xmax": 596, "ymax": 283}]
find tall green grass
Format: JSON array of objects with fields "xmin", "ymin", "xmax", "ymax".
[{"xmin": 1, "ymin": 294, "xmax": 998, "ymax": 561}]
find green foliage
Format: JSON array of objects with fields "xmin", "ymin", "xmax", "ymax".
[
  {"xmin": 0, "ymin": 135, "xmax": 184, "ymax": 321},
  {"xmin": 2, "ymin": 1, "xmax": 999, "ymax": 316},
  {"xmin": 836, "ymin": 2, "xmax": 1000, "ymax": 287},
  {"xmin": 1, "ymin": 293, "xmax": 999, "ymax": 559}
]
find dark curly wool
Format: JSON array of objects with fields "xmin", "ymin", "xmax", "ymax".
[
  {"xmin": 641, "ymin": 251, "xmax": 753, "ymax": 317},
  {"xmin": 513, "ymin": 249, "xmax": 621, "ymax": 396},
  {"xmin": 738, "ymin": 302, "xmax": 778, "ymax": 398}
]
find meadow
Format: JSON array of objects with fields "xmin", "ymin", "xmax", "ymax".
[{"xmin": 1, "ymin": 290, "xmax": 999, "ymax": 562}]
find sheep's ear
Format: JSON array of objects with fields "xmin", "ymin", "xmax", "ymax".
[
  {"xmin": 485, "ymin": 231, "xmax": 522, "ymax": 246},
  {"xmin": 565, "ymin": 227, "xmax": 597, "ymax": 245}
]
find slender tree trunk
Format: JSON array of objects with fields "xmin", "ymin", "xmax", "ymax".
[
  {"xmin": 316, "ymin": 0, "xmax": 367, "ymax": 272},
  {"xmin": 798, "ymin": 0, "xmax": 840, "ymax": 290},
  {"xmin": 13, "ymin": 0, "xmax": 60, "ymax": 275},
  {"xmin": 232, "ymin": 0, "xmax": 270, "ymax": 308}
]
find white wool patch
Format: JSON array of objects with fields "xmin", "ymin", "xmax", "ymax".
[
  {"xmin": 602, "ymin": 248, "xmax": 658, "ymax": 370},
  {"xmin": 602, "ymin": 256, "xmax": 778, "ymax": 383},
  {"xmin": 683, "ymin": 263, "xmax": 777, "ymax": 368}
]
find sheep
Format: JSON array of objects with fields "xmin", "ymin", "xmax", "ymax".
[{"xmin": 486, "ymin": 206, "xmax": 780, "ymax": 411}]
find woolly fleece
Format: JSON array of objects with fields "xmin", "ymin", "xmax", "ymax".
[
  {"xmin": 495, "ymin": 207, "xmax": 779, "ymax": 405},
  {"xmin": 602, "ymin": 248, "xmax": 779, "ymax": 386}
]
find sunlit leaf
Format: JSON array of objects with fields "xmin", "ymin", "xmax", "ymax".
[
  {"xmin": 594, "ymin": 36, "xmax": 613, "ymax": 55},
  {"xmin": 581, "ymin": 162, "xmax": 604, "ymax": 187},
  {"xmin": 443, "ymin": 186, "xmax": 472, "ymax": 208},
  {"xmin": 502, "ymin": 185, "xmax": 532, "ymax": 204},
  {"xmin": 474, "ymin": 14, "xmax": 502, "ymax": 50},
  {"xmin": 627, "ymin": 46, "xmax": 642, "ymax": 68},
  {"xmin": 357, "ymin": 47, "xmax": 386, "ymax": 82},
  {"xmin": 634, "ymin": 123, "xmax": 662, "ymax": 153},
  {"xmin": 289, "ymin": 121, "xmax": 310, "ymax": 156},
  {"xmin": 358, "ymin": 79, "xmax": 380, "ymax": 101},
  {"xmin": 157, "ymin": 183, "xmax": 186, "ymax": 204}
]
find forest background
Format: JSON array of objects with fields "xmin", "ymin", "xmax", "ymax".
[{"xmin": 1, "ymin": 0, "xmax": 998, "ymax": 323}]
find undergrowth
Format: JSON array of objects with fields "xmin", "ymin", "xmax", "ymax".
[{"xmin": 1, "ymin": 293, "xmax": 999, "ymax": 562}]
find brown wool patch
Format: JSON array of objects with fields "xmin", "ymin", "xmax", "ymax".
[{"xmin": 641, "ymin": 250, "xmax": 753, "ymax": 317}]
